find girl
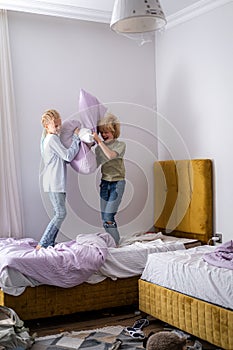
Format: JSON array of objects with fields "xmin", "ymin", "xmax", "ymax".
[
  {"xmin": 93, "ymin": 113, "xmax": 126, "ymax": 245},
  {"xmin": 37, "ymin": 109, "xmax": 80, "ymax": 249}
]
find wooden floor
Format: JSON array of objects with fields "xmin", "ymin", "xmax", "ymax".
[{"xmin": 25, "ymin": 306, "xmax": 221, "ymax": 349}]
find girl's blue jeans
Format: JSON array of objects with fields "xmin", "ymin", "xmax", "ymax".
[
  {"xmin": 39, "ymin": 192, "xmax": 67, "ymax": 248},
  {"xmin": 100, "ymin": 179, "xmax": 125, "ymax": 244}
]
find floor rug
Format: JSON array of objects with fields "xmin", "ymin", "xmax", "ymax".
[{"xmin": 31, "ymin": 326, "xmax": 145, "ymax": 350}]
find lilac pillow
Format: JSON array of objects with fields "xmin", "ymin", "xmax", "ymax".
[
  {"xmin": 60, "ymin": 119, "xmax": 81, "ymax": 148},
  {"xmin": 60, "ymin": 89, "xmax": 107, "ymax": 174},
  {"xmin": 78, "ymin": 88, "xmax": 107, "ymax": 132}
]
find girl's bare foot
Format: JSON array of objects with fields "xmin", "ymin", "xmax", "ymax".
[{"xmin": 36, "ymin": 244, "xmax": 42, "ymax": 250}]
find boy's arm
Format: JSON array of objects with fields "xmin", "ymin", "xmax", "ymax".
[{"xmin": 93, "ymin": 132, "xmax": 117, "ymax": 160}]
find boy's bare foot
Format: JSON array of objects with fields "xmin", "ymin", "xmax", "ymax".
[{"xmin": 36, "ymin": 244, "xmax": 42, "ymax": 250}]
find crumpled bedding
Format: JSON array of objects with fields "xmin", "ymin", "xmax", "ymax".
[
  {"xmin": 0, "ymin": 232, "xmax": 193, "ymax": 296},
  {"xmin": 0, "ymin": 233, "xmax": 115, "ymax": 293},
  {"xmin": 203, "ymin": 240, "xmax": 233, "ymax": 270},
  {"xmin": 87, "ymin": 237, "xmax": 185, "ymax": 284}
]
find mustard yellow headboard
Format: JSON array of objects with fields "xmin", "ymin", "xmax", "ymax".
[{"xmin": 154, "ymin": 159, "xmax": 213, "ymax": 244}]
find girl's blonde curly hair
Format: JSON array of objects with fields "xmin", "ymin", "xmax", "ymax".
[
  {"xmin": 97, "ymin": 113, "xmax": 120, "ymax": 139},
  {"xmin": 41, "ymin": 109, "xmax": 61, "ymax": 128},
  {"xmin": 41, "ymin": 109, "xmax": 61, "ymax": 143}
]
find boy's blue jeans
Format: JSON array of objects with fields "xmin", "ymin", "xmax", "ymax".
[
  {"xmin": 39, "ymin": 192, "xmax": 67, "ymax": 248},
  {"xmin": 100, "ymin": 179, "xmax": 125, "ymax": 245}
]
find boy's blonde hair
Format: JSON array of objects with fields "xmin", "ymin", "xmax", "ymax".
[
  {"xmin": 97, "ymin": 113, "xmax": 120, "ymax": 139},
  {"xmin": 41, "ymin": 109, "xmax": 61, "ymax": 128}
]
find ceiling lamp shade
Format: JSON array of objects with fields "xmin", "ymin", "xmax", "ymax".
[{"xmin": 110, "ymin": 0, "xmax": 166, "ymax": 34}]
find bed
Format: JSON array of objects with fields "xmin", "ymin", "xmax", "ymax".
[
  {"xmin": 0, "ymin": 158, "xmax": 212, "ymax": 321},
  {"xmin": 139, "ymin": 159, "xmax": 233, "ymax": 350},
  {"xmin": 0, "ymin": 233, "xmax": 196, "ymax": 320}
]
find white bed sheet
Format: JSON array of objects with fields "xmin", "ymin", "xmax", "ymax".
[
  {"xmin": 1, "ymin": 233, "xmax": 196, "ymax": 296},
  {"xmin": 141, "ymin": 245, "xmax": 233, "ymax": 310},
  {"xmin": 87, "ymin": 232, "xmax": 196, "ymax": 283}
]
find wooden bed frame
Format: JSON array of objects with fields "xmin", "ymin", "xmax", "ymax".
[
  {"xmin": 0, "ymin": 159, "xmax": 213, "ymax": 322},
  {"xmin": 139, "ymin": 159, "xmax": 233, "ymax": 350}
]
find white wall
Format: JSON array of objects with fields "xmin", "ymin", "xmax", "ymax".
[
  {"xmin": 156, "ymin": 2, "xmax": 233, "ymax": 242},
  {"xmin": 8, "ymin": 11, "xmax": 157, "ymax": 242}
]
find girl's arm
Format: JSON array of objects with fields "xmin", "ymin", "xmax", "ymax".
[{"xmin": 50, "ymin": 133, "xmax": 80, "ymax": 162}]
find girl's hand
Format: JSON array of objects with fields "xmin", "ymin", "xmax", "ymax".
[{"xmin": 74, "ymin": 128, "xmax": 80, "ymax": 135}]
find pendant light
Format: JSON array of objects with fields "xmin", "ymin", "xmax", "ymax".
[{"xmin": 110, "ymin": 0, "xmax": 166, "ymax": 34}]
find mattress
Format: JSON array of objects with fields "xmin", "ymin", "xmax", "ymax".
[{"xmin": 141, "ymin": 245, "xmax": 233, "ymax": 310}]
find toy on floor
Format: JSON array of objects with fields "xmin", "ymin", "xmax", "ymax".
[{"xmin": 144, "ymin": 331, "xmax": 187, "ymax": 350}]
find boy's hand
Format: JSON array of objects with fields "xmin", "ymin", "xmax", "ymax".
[{"xmin": 93, "ymin": 132, "xmax": 102, "ymax": 144}]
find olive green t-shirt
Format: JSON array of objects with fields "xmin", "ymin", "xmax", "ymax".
[{"xmin": 95, "ymin": 139, "xmax": 126, "ymax": 181}]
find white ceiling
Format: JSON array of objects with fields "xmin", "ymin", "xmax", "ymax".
[
  {"xmin": 37, "ymin": 0, "xmax": 203, "ymax": 17},
  {"xmin": 37, "ymin": 0, "xmax": 203, "ymax": 16},
  {"xmin": 85, "ymin": 0, "xmax": 204, "ymax": 17},
  {"xmin": 160, "ymin": 0, "xmax": 204, "ymax": 16},
  {"xmin": 0, "ymin": 0, "xmax": 203, "ymax": 18}
]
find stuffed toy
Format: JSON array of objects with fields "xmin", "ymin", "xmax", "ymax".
[{"xmin": 145, "ymin": 331, "xmax": 186, "ymax": 350}]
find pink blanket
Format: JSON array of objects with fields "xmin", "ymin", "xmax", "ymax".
[
  {"xmin": 203, "ymin": 240, "xmax": 233, "ymax": 270},
  {"xmin": 0, "ymin": 233, "xmax": 115, "ymax": 288}
]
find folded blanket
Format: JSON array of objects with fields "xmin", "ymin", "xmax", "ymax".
[
  {"xmin": 0, "ymin": 233, "xmax": 115, "ymax": 289},
  {"xmin": 203, "ymin": 240, "xmax": 233, "ymax": 270}
]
